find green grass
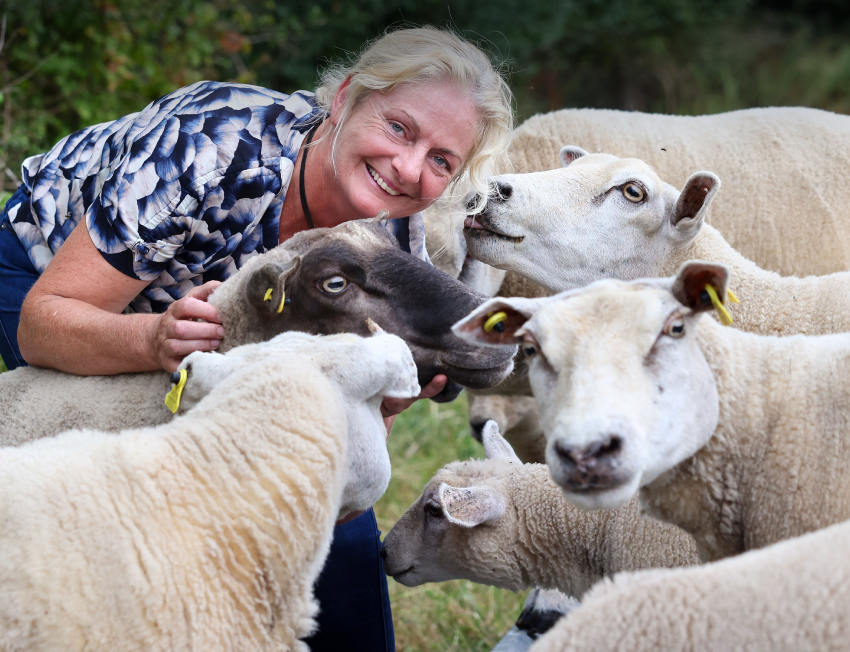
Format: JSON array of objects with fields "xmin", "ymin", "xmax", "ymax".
[{"xmin": 376, "ymin": 394, "xmax": 528, "ymax": 651}]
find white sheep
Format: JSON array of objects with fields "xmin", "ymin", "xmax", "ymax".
[
  {"xmin": 382, "ymin": 420, "xmax": 698, "ymax": 598},
  {"xmin": 455, "ymin": 144, "xmax": 850, "ymax": 465},
  {"xmin": 454, "ymin": 261, "xmax": 850, "ymax": 561},
  {"xmin": 506, "ymin": 106, "xmax": 850, "ymax": 277},
  {"xmin": 0, "ymin": 330, "xmax": 420, "ymax": 651},
  {"xmin": 530, "ymin": 517, "xmax": 850, "ymax": 652},
  {"xmin": 465, "ymin": 146, "xmax": 850, "ymax": 336},
  {"xmin": 426, "ymin": 106, "xmax": 850, "ymax": 290},
  {"xmin": 0, "ymin": 217, "xmax": 515, "ymax": 447}
]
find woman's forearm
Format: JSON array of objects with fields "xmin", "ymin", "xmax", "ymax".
[{"xmin": 18, "ymin": 294, "xmax": 161, "ymax": 374}]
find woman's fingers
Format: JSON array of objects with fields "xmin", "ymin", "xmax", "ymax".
[{"xmin": 153, "ymin": 281, "xmax": 225, "ymax": 371}]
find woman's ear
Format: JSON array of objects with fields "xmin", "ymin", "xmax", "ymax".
[{"xmin": 330, "ymin": 75, "xmax": 353, "ymax": 126}]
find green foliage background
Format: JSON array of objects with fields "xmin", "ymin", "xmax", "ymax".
[
  {"xmin": 3, "ymin": 2, "xmax": 850, "ymax": 649},
  {"xmin": 3, "ymin": 1, "xmax": 850, "ymax": 194}
]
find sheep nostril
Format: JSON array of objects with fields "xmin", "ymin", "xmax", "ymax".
[
  {"xmin": 466, "ymin": 192, "xmax": 482, "ymax": 211},
  {"xmin": 589, "ymin": 435, "xmax": 623, "ymax": 460},
  {"xmin": 494, "ymin": 181, "xmax": 512, "ymax": 201},
  {"xmin": 469, "ymin": 420, "xmax": 487, "ymax": 443},
  {"xmin": 553, "ymin": 440, "xmax": 582, "ymax": 467}
]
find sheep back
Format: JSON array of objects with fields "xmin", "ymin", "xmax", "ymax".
[
  {"xmin": 0, "ymin": 356, "xmax": 348, "ymax": 651},
  {"xmin": 508, "ymin": 106, "xmax": 850, "ymax": 276}
]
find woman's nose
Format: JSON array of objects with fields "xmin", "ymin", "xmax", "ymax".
[{"xmin": 392, "ymin": 147, "xmax": 424, "ymax": 185}]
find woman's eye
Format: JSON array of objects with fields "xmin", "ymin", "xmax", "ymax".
[
  {"xmin": 389, "ymin": 121, "xmax": 405, "ymax": 135},
  {"xmin": 321, "ymin": 276, "xmax": 348, "ymax": 293},
  {"xmin": 622, "ymin": 182, "xmax": 646, "ymax": 203},
  {"xmin": 433, "ymin": 154, "xmax": 450, "ymax": 170},
  {"xmin": 425, "ymin": 502, "xmax": 444, "ymax": 519}
]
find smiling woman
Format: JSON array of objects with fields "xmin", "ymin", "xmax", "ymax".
[{"xmin": 0, "ymin": 24, "xmax": 513, "ymax": 652}]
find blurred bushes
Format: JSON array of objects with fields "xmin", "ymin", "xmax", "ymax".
[{"xmin": 1, "ymin": 0, "xmax": 849, "ymax": 192}]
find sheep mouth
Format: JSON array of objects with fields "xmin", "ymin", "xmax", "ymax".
[
  {"xmin": 463, "ymin": 214, "xmax": 524, "ymax": 243},
  {"xmin": 388, "ymin": 566, "xmax": 417, "ymax": 586}
]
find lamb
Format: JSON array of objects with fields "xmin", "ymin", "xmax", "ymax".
[
  {"xmin": 530, "ymin": 517, "xmax": 850, "ymax": 652},
  {"xmin": 0, "ymin": 329, "xmax": 420, "ymax": 651},
  {"xmin": 0, "ymin": 216, "xmax": 515, "ymax": 447},
  {"xmin": 454, "ymin": 261, "xmax": 850, "ymax": 561},
  {"xmin": 382, "ymin": 420, "xmax": 698, "ymax": 598},
  {"xmin": 464, "ymin": 146, "xmax": 850, "ymax": 336}
]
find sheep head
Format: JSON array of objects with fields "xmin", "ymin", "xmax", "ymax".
[{"xmin": 210, "ymin": 218, "xmax": 517, "ymax": 402}]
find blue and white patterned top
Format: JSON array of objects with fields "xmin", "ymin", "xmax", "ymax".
[{"xmin": 10, "ymin": 80, "xmax": 427, "ymax": 313}]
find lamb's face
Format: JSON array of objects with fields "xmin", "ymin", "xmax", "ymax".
[
  {"xmin": 452, "ymin": 265, "xmax": 726, "ymax": 511},
  {"xmin": 463, "ymin": 150, "xmax": 718, "ymax": 292},
  {"xmin": 382, "ymin": 459, "xmax": 521, "ymax": 590}
]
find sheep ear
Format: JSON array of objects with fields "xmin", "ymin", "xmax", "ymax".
[
  {"xmin": 438, "ymin": 483, "xmax": 506, "ymax": 527},
  {"xmin": 452, "ymin": 296, "xmax": 545, "ymax": 346},
  {"xmin": 671, "ymin": 260, "xmax": 730, "ymax": 313},
  {"xmin": 248, "ymin": 258, "xmax": 301, "ymax": 315},
  {"xmin": 559, "ymin": 145, "xmax": 588, "ymax": 167},
  {"xmin": 481, "ymin": 420, "xmax": 522, "ymax": 463},
  {"xmin": 670, "ymin": 172, "xmax": 720, "ymax": 237}
]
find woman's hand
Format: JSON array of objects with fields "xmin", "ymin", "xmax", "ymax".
[
  {"xmin": 380, "ymin": 374, "xmax": 448, "ymax": 435},
  {"xmin": 150, "ymin": 281, "xmax": 224, "ymax": 372}
]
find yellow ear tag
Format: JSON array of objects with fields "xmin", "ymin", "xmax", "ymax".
[
  {"xmin": 263, "ymin": 287, "xmax": 286, "ymax": 314},
  {"xmin": 726, "ymin": 288, "xmax": 739, "ymax": 304},
  {"xmin": 704, "ymin": 284, "xmax": 733, "ymax": 326},
  {"xmin": 164, "ymin": 368, "xmax": 188, "ymax": 414},
  {"xmin": 483, "ymin": 311, "xmax": 508, "ymax": 333}
]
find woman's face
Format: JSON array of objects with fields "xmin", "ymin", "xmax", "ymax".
[{"xmin": 326, "ymin": 78, "xmax": 480, "ymax": 220}]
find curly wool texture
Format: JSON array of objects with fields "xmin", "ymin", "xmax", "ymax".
[
  {"xmin": 0, "ymin": 355, "xmax": 347, "ymax": 651},
  {"xmin": 383, "ymin": 458, "xmax": 699, "ymax": 598},
  {"xmin": 645, "ymin": 316, "xmax": 850, "ymax": 561},
  {"xmin": 0, "ymin": 330, "xmax": 417, "ymax": 651},
  {"xmin": 529, "ymin": 517, "xmax": 850, "ymax": 651}
]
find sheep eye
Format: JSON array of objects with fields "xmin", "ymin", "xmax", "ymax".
[
  {"xmin": 522, "ymin": 343, "xmax": 538, "ymax": 357},
  {"xmin": 622, "ymin": 182, "xmax": 646, "ymax": 203},
  {"xmin": 424, "ymin": 501, "xmax": 444, "ymax": 519},
  {"xmin": 662, "ymin": 316, "xmax": 686, "ymax": 338},
  {"xmin": 321, "ymin": 276, "xmax": 348, "ymax": 293}
]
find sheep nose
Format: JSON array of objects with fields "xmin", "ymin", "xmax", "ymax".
[
  {"xmin": 466, "ymin": 193, "xmax": 482, "ymax": 211},
  {"xmin": 553, "ymin": 435, "xmax": 623, "ymax": 471},
  {"xmin": 469, "ymin": 420, "xmax": 487, "ymax": 443}
]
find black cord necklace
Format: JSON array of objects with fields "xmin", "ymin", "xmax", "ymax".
[{"xmin": 298, "ymin": 121, "xmax": 321, "ymax": 230}]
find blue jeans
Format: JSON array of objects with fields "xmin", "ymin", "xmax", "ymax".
[
  {"xmin": 0, "ymin": 185, "xmax": 38, "ymax": 370},
  {"xmin": 306, "ymin": 508, "xmax": 395, "ymax": 651}
]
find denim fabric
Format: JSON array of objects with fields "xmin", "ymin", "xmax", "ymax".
[
  {"xmin": 306, "ymin": 508, "xmax": 395, "ymax": 651},
  {"xmin": 0, "ymin": 186, "xmax": 38, "ymax": 369}
]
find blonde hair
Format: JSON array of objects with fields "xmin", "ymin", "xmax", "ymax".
[{"xmin": 314, "ymin": 25, "xmax": 514, "ymax": 213}]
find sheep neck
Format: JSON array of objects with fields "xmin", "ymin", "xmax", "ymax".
[
  {"xmin": 673, "ymin": 224, "xmax": 850, "ymax": 336},
  {"xmin": 643, "ymin": 317, "xmax": 850, "ymax": 560}
]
